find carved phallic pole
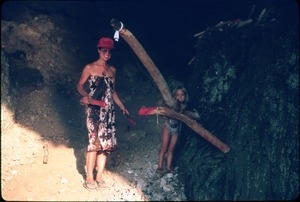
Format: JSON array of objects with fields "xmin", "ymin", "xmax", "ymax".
[{"xmin": 110, "ymin": 19, "xmax": 230, "ymax": 153}]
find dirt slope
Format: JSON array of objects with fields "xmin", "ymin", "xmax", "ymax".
[
  {"xmin": 1, "ymin": 11, "xmax": 187, "ymax": 201},
  {"xmin": 1, "ymin": 78, "xmax": 187, "ymax": 201}
]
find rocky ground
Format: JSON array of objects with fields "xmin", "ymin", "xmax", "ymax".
[
  {"xmin": 1, "ymin": 84, "xmax": 187, "ymax": 201},
  {"xmin": 1, "ymin": 12, "xmax": 187, "ymax": 202}
]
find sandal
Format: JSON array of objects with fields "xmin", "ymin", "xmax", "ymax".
[
  {"xmin": 155, "ymin": 168, "xmax": 164, "ymax": 174},
  {"xmin": 96, "ymin": 180, "xmax": 106, "ymax": 188},
  {"xmin": 83, "ymin": 181, "xmax": 98, "ymax": 192},
  {"xmin": 167, "ymin": 169, "xmax": 176, "ymax": 174}
]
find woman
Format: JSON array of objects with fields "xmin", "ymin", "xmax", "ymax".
[
  {"xmin": 77, "ymin": 37, "xmax": 129, "ymax": 191},
  {"xmin": 156, "ymin": 86, "xmax": 189, "ymax": 174}
]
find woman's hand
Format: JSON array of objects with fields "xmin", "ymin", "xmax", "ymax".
[
  {"xmin": 79, "ymin": 96, "xmax": 88, "ymax": 105},
  {"xmin": 120, "ymin": 107, "xmax": 129, "ymax": 116}
]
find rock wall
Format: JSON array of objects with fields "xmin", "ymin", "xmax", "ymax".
[
  {"xmin": 176, "ymin": 6, "xmax": 299, "ymax": 201},
  {"xmin": 1, "ymin": 51, "xmax": 18, "ymax": 131}
]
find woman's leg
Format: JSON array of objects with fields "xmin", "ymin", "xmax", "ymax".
[
  {"xmin": 166, "ymin": 134, "xmax": 178, "ymax": 171},
  {"xmin": 157, "ymin": 125, "xmax": 170, "ymax": 170},
  {"xmin": 86, "ymin": 151, "xmax": 97, "ymax": 182},
  {"xmin": 95, "ymin": 151, "xmax": 107, "ymax": 182},
  {"xmin": 85, "ymin": 107, "xmax": 98, "ymax": 182}
]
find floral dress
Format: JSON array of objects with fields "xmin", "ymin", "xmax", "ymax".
[{"xmin": 85, "ymin": 75, "xmax": 116, "ymax": 153}]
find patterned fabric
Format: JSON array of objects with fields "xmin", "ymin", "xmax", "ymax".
[
  {"xmin": 165, "ymin": 118, "xmax": 181, "ymax": 135},
  {"xmin": 85, "ymin": 75, "xmax": 116, "ymax": 152}
]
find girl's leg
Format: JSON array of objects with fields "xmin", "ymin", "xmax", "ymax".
[
  {"xmin": 157, "ymin": 125, "xmax": 170, "ymax": 170},
  {"xmin": 95, "ymin": 151, "xmax": 107, "ymax": 182},
  {"xmin": 166, "ymin": 134, "xmax": 178, "ymax": 172},
  {"xmin": 86, "ymin": 151, "xmax": 97, "ymax": 182}
]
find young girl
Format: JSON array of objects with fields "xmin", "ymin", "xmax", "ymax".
[{"xmin": 156, "ymin": 86, "xmax": 189, "ymax": 174}]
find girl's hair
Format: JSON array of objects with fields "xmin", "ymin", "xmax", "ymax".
[
  {"xmin": 172, "ymin": 86, "xmax": 189, "ymax": 102},
  {"xmin": 172, "ymin": 86, "xmax": 189, "ymax": 112}
]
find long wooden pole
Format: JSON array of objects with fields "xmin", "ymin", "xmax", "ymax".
[
  {"xmin": 110, "ymin": 19, "xmax": 230, "ymax": 153},
  {"xmin": 110, "ymin": 19, "xmax": 176, "ymax": 108}
]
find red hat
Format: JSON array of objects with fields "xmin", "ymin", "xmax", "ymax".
[{"xmin": 97, "ymin": 37, "xmax": 114, "ymax": 49}]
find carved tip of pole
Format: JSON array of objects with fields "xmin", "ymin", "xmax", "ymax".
[
  {"xmin": 110, "ymin": 19, "xmax": 123, "ymax": 30},
  {"xmin": 110, "ymin": 19, "xmax": 124, "ymax": 42}
]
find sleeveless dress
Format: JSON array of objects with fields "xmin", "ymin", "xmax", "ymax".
[{"xmin": 85, "ymin": 75, "xmax": 116, "ymax": 153}]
